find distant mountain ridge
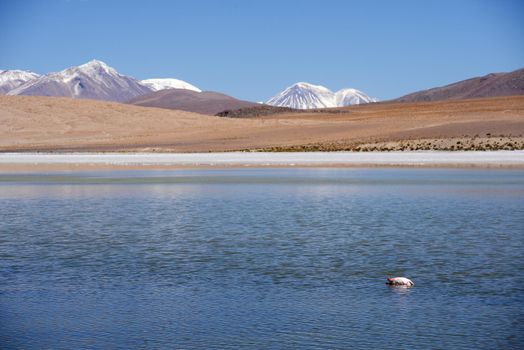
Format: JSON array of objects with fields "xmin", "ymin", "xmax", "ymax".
[
  {"xmin": 395, "ymin": 67, "xmax": 524, "ymax": 102},
  {"xmin": 4, "ymin": 59, "xmax": 520, "ymax": 108},
  {"xmin": 266, "ymin": 82, "xmax": 377, "ymax": 109}
]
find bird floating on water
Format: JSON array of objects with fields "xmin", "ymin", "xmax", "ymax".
[{"xmin": 386, "ymin": 277, "xmax": 414, "ymax": 287}]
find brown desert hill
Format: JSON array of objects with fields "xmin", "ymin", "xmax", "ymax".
[
  {"xmin": 127, "ymin": 88, "xmax": 258, "ymax": 115},
  {"xmin": 395, "ymin": 67, "xmax": 524, "ymax": 103},
  {"xmin": 0, "ymin": 95, "xmax": 523, "ymax": 153}
]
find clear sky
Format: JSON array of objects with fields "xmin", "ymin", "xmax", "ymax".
[{"xmin": 1, "ymin": 0, "xmax": 523, "ymax": 101}]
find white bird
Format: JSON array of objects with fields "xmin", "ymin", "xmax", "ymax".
[{"xmin": 386, "ymin": 277, "xmax": 414, "ymax": 287}]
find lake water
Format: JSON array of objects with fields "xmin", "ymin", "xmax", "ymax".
[{"xmin": 1, "ymin": 168, "xmax": 523, "ymax": 349}]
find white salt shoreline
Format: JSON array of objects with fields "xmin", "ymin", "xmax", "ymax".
[{"xmin": 0, "ymin": 151, "xmax": 523, "ymax": 167}]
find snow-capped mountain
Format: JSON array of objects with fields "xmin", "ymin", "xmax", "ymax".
[
  {"xmin": 141, "ymin": 78, "xmax": 201, "ymax": 92},
  {"xmin": 8, "ymin": 60, "xmax": 152, "ymax": 102},
  {"xmin": 335, "ymin": 88, "xmax": 378, "ymax": 105},
  {"xmin": 266, "ymin": 82, "xmax": 337, "ymax": 109},
  {"xmin": 0, "ymin": 70, "xmax": 40, "ymax": 94},
  {"xmin": 267, "ymin": 82, "xmax": 377, "ymax": 109}
]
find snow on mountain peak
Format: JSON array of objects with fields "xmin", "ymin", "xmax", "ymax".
[
  {"xmin": 81, "ymin": 59, "xmax": 109, "ymax": 68},
  {"xmin": 75, "ymin": 59, "xmax": 118, "ymax": 76},
  {"xmin": 141, "ymin": 78, "xmax": 201, "ymax": 92},
  {"xmin": 4, "ymin": 59, "xmax": 203, "ymax": 102},
  {"xmin": 0, "ymin": 70, "xmax": 39, "ymax": 84},
  {"xmin": 267, "ymin": 82, "xmax": 377, "ymax": 109},
  {"xmin": 0, "ymin": 70, "xmax": 40, "ymax": 94},
  {"xmin": 292, "ymin": 82, "xmax": 330, "ymax": 91},
  {"xmin": 7, "ymin": 60, "xmax": 151, "ymax": 102},
  {"xmin": 267, "ymin": 82, "xmax": 337, "ymax": 109},
  {"xmin": 335, "ymin": 88, "xmax": 378, "ymax": 105}
]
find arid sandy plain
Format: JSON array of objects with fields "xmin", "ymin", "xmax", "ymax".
[
  {"xmin": 0, "ymin": 95, "xmax": 523, "ymax": 169},
  {"xmin": 1, "ymin": 95, "xmax": 523, "ymax": 152}
]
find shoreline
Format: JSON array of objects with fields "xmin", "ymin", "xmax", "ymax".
[{"xmin": 0, "ymin": 151, "xmax": 523, "ymax": 172}]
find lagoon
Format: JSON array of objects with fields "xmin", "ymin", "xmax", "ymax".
[{"xmin": 0, "ymin": 168, "xmax": 523, "ymax": 349}]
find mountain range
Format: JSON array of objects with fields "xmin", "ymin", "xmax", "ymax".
[
  {"xmin": 266, "ymin": 82, "xmax": 377, "ymax": 109},
  {"xmin": 1, "ymin": 59, "xmax": 523, "ymax": 113},
  {"xmin": 0, "ymin": 60, "xmax": 378, "ymax": 111},
  {"xmin": 1, "ymin": 60, "xmax": 201, "ymax": 103}
]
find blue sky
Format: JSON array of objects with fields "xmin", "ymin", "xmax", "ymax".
[{"xmin": 1, "ymin": 0, "xmax": 523, "ymax": 101}]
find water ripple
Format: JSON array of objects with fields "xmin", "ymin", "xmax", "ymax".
[{"xmin": 0, "ymin": 168, "xmax": 523, "ymax": 349}]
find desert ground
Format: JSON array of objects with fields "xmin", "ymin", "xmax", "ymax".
[{"xmin": 0, "ymin": 95, "xmax": 523, "ymax": 153}]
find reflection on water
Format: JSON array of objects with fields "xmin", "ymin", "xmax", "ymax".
[{"xmin": 0, "ymin": 168, "xmax": 523, "ymax": 349}]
